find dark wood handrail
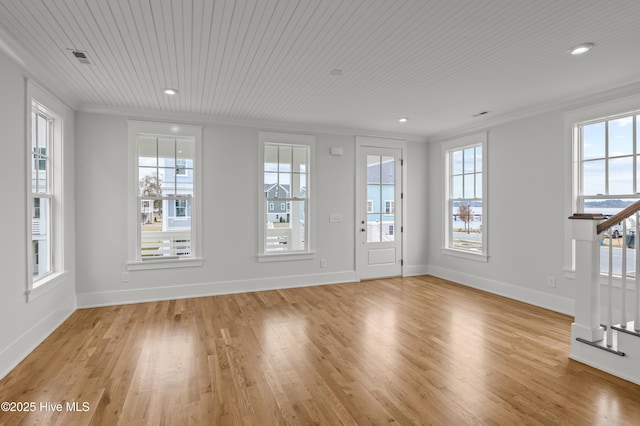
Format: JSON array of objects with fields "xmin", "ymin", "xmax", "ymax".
[{"xmin": 596, "ymin": 199, "xmax": 640, "ymax": 235}]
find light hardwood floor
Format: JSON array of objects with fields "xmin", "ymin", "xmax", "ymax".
[{"xmin": 1, "ymin": 275, "xmax": 639, "ymax": 425}]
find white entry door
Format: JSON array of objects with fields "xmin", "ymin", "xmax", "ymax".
[{"xmin": 359, "ymin": 146, "xmax": 403, "ymax": 279}]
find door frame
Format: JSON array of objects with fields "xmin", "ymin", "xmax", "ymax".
[{"xmin": 355, "ymin": 136, "xmax": 408, "ymax": 280}]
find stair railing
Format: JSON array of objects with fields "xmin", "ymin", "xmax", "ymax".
[{"xmin": 570, "ymin": 200, "xmax": 640, "ymax": 349}]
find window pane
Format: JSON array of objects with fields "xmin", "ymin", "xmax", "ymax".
[
  {"xmin": 264, "ymin": 172, "xmax": 278, "ymax": 188},
  {"xmin": 159, "ymin": 167, "xmax": 176, "ymax": 194},
  {"xmin": 452, "ymin": 175, "xmax": 463, "ymax": 199},
  {"xmin": 291, "ymin": 174, "xmax": 306, "ymax": 198},
  {"xmin": 138, "ymin": 136, "xmax": 157, "ymax": 167},
  {"xmin": 464, "ymin": 148, "xmax": 475, "ymax": 173},
  {"xmin": 32, "ymin": 197, "xmax": 50, "ymax": 278},
  {"xmin": 609, "ymin": 157, "xmax": 633, "ymax": 195},
  {"xmin": 279, "ymin": 145, "xmax": 292, "ymax": 172},
  {"xmin": 278, "ymin": 173, "xmax": 291, "ymax": 197},
  {"xmin": 32, "ymin": 155, "xmax": 47, "ymax": 193},
  {"xmin": 464, "ymin": 174, "xmax": 475, "ymax": 198},
  {"xmin": 475, "ymin": 146, "xmax": 483, "ymax": 173},
  {"xmin": 176, "ymin": 138, "xmax": 194, "ymax": 164},
  {"xmin": 176, "ymin": 173, "xmax": 193, "ymax": 195},
  {"xmin": 452, "ymin": 200, "xmax": 482, "ymax": 252},
  {"xmin": 37, "ymin": 114, "xmax": 48, "ymax": 151},
  {"xmin": 265, "ymin": 199, "xmax": 305, "ymax": 251},
  {"xmin": 609, "ymin": 116, "xmax": 633, "ymax": 157},
  {"xmin": 293, "ymin": 146, "xmax": 307, "ymax": 173},
  {"xmin": 158, "ymin": 137, "xmax": 175, "ymax": 168},
  {"xmin": 265, "ymin": 144, "xmax": 278, "ymax": 172},
  {"xmin": 452, "ymin": 150, "xmax": 463, "ymax": 174},
  {"xmin": 139, "ymin": 168, "xmax": 160, "ymax": 196},
  {"xmin": 476, "ymin": 173, "xmax": 483, "ymax": 198},
  {"xmin": 140, "ymin": 198, "xmax": 191, "ymax": 258},
  {"xmin": 31, "ymin": 111, "xmax": 37, "ymax": 153},
  {"xmin": 583, "ymin": 122, "xmax": 606, "ymax": 160},
  {"xmin": 582, "ymin": 159, "xmax": 606, "ymax": 195}
]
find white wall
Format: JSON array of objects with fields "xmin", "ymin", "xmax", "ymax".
[
  {"xmin": 0, "ymin": 50, "xmax": 76, "ymax": 378},
  {"xmin": 427, "ymin": 111, "xmax": 575, "ymax": 314},
  {"xmin": 75, "ymin": 112, "xmax": 430, "ymax": 306}
]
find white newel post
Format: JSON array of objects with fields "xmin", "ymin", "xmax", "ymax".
[{"xmin": 570, "ymin": 215, "xmax": 604, "ymax": 342}]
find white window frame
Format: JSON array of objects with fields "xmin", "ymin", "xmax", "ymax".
[
  {"xmin": 384, "ymin": 200, "xmax": 395, "ymax": 214},
  {"xmin": 442, "ymin": 132, "xmax": 488, "ymax": 261},
  {"xmin": 127, "ymin": 121, "xmax": 203, "ymax": 270},
  {"xmin": 367, "ymin": 200, "xmax": 373, "ymax": 213},
  {"xmin": 26, "ymin": 80, "xmax": 68, "ymax": 301},
  {"xmin": 258, "ymin": 132, "xmax": 315, "ymax": 262},
  {"xmin": 565, "ymin": 93, "xmax": 640, "ymax": 276}
]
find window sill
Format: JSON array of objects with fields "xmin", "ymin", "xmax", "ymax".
[
  {"xmin": 126, "ymin": 257, "xmax": 203, "ymax": 271},
  {"xmin": 257, "ymin": 251, "xmax": 316, "ymax": 263},
  {"xmin": 441, "ymin": 247, "xmax": 488, "ymax": 262},
  {"xmin": 27, "ymin": 271, "xmax": 68, "ymax": 302}
]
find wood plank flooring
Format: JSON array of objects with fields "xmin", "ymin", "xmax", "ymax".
[{"xmin": 1, "ymin": 275, "xmax": 639, "ymax": 425}]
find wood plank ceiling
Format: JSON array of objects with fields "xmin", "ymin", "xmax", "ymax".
[{"xmin": 0, "ymin": 0, "xmax": 639, "ymax": 136}]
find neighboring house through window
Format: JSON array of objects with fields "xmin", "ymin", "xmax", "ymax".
[
  {"xmin": 259, "ymin": 132, "xmax": 315, "ymax": 260},
  {"xmin": 127, "ymin": 121, "xmax": 202, "ymax": 269}
]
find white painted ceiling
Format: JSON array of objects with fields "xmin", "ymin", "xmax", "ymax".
[{"xmin": 0, "ymin": 0, "xmax": 639, "ymax": 138}]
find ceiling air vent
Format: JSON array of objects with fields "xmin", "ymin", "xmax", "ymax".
[{"xmin": 71, "ymin": 50, "xmax": 90, "ymax": 65}]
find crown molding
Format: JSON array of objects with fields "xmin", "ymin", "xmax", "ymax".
[
  {"xmin": 0, "ymin": 24, "xmax": 80, "ymax": 111},
  {"xmin": 77, "ymin": 103, "xmax": 429, "ymax": 143},
  {"xmin": 428, "ymin": 80, "xmax": 640, "ymax": 143}
]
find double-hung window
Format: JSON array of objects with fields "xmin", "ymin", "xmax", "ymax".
[
  {"xmin": 576, "ymin": 111, "xmax": 639, "ymax": 276},
  {"xmin": 259, "ymin": 132, "xmax": 315, "ymax": 260},
  {"xmin": 31, "ymin": 108, "xmax": 53, "ymax": 280},
  {"xmin": 27, "ymin": 80, "xmax": 67, "ymax": 297},
  {"xmin": 128, "ymin": 121, "xmax": 202, "ymax": 269},
  {"xmin": 443, "ymin": 132, "xmax": 488, "ymax": 260}
]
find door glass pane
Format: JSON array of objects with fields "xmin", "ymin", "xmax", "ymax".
[
  {"xmin": 381, "ymin": 156, "xmax": 394, "ymax": 183},
  {"xmin": 367, "ymin": 155, "xmax": 381, "ymax": 184}
]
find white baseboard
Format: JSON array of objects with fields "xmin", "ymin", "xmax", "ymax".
[
  {"xmin": 403, "ymin": 264, "xmax": 430, "ymax": 277},
  {"xmin": 0, "ymin": 296, "xmax": 76, "ymax": 380},
  {"xmin": 77, "ymin": 271, "xmax": 358, "ymax": 308},
  {"xmin": 427, "ymin": 265, "xmax": 575, "ymax": 316}
]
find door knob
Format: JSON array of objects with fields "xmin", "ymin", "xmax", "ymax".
[{"xmin": 361, "ymin": 228, "xmax": 366, "ymax": 232}]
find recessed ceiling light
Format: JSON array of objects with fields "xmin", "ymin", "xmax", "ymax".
[
  {"xmin": 397, "ymin": 117, "xmax": 408, "ymax": 123},
  {"xmin": 163, "ymin": 88, "xmax": 178, "ymax": 95},
  {"xmin": 568, "ymin": 43, "xmax": 595, "ymax": 55}
]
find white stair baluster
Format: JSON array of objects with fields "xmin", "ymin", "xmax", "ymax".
[
  {"xmin": 621, "ymin": 220, "xmax": 627, "ymax": 328},
  {"xmin": 607, "ymin": 231, "xmax": 613, "ymax": 347}
]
